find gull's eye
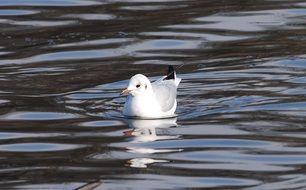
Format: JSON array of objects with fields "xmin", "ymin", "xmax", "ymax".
[{"xmin": 136, "ymin": 84, "xmax": 141, "ymax": 88}]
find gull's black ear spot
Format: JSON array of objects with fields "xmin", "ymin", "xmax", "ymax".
[
  {"xmin": 164, "ymin": 65, "xmax": 175, "ymax": 80},
  {"xmin": 145, "ymin": 84, "xmax": 147, "ymax": 89}
]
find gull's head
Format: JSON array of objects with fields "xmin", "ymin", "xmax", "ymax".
[{"xmin": 121, "ymin": 74, "xmax": 152, "ymax": 96}]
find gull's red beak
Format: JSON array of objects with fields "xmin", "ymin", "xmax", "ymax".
[{"xmin": 121, "ymin": 88, "xmax": 131, "ymax": 95}]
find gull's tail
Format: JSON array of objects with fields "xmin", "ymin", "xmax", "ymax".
[
  {"xmin": 164, "ymin": 65, "xmax": 175, "ymax": 80},
  {"xmin": 164, "ymin": 65, "xmax": 181, "ymax": 86}
]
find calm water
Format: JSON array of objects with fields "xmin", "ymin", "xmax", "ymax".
[{"xmin": 0, "ymin": 0, "xmax": 306, "ymax": 189}]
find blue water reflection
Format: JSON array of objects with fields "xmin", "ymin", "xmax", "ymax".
[{"xmin": 0, "ymin": 143, "xmax": 83, "ymax": 152}]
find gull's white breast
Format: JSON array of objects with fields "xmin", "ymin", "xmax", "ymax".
[{"xmin": 123, "ymin": 92, "xmax": 177, "ymax": 118}]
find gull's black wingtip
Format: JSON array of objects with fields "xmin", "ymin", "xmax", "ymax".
[{"xmin": 164, "ymin": 65, "xmax": 175, "ymax": 80}]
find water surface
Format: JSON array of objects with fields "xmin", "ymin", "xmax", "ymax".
[{"xmin": 1, "ymin": 0, "xmax": 306, "ymax": 189}]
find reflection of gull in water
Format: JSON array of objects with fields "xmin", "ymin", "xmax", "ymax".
[
  {"xmin": 124, "ymin": 117, "xmax": 179, "ymax": 143},
  {"xmin": 127, "ymin": 158, "xmax": 168, "ymax": 168},
  {"xmin": 122, "ymin": 118, "xmax": 182, "ymax": 168}
]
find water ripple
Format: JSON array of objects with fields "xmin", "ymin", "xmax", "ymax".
[
  {"xmin": 0, "ymin": 143, "xmax": 83, "ymax": 152},
  {"xmin": 0, "ymin": 0, "xmax": 101, "ymax": 6},
  {"xmin": 0, "ymin": 111, "xmax": 81, "ymax": 121},
  {"xmin": 0, "ymin": 9, "xmax": 38, "ymax": 16},
  {"xmin": 102, "ymin": 174, "xmax": 260, "ymax": 189}
]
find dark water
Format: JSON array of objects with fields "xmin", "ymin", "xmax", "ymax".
[{"xmin": 1, "ymin": 0, "xmax": 306, "ymax": 189}]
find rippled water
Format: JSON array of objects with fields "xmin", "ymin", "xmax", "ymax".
[{"xmin": 1, "ymin": 0, "xmax": 306, "ymax": 189}]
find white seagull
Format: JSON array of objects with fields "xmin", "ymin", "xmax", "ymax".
[{"xmin": 121, "ymin": 65, "xmax": 181, "ymax": 119}]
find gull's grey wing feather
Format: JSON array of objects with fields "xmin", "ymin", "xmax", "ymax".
[{"xmin": 152, "ymin": 80, "xmax": 177, "ymax": 112}]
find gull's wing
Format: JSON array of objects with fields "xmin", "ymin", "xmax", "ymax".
[{"xmin": 152, "ymin": 79, "xmax": 180, "ymax": 112}]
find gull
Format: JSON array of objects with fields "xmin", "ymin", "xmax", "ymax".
[{"xmin": 121, "ymin": 65, "xmax": 181, "ymax": 119}]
